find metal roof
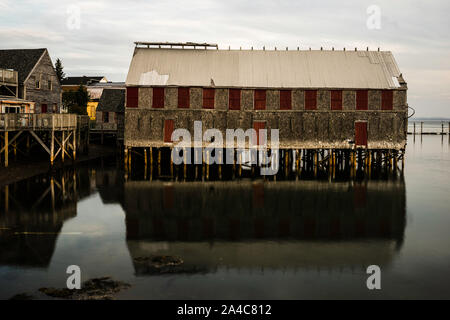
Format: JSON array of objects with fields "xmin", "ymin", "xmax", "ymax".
[{"xmin": 126, "ymin": 48, "xmax": 403, "ymax": 89}]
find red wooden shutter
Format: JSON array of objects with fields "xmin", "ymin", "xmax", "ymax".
[
  {"xmin": 330, "ymin": 90, "xmax": 342, "ymax": 110},
  {"xmin": 229, "ymin": 89, "xmax": 241, "ymax": 110},
  {"xmin": 280, "ymin": 90, "xmax": 292, "ymax": 110},
  {"xmin": 305, "ymin": 90, "xmax": 317, "ymax": 110},
  {"xmin": 152, "ymin": 87, "xmax": 164, "ymax": 108},
  {"xmin": 254, "ymin": 90, "xmax": 266, "ymax": 110},
  {"xmin": 253, "ymin": 121, "xmax": 266, "ymax": 145},
  {"xmin": 41, "ymin": 104, "xmax": 48, "ymax": 113},
  {"xmin": 203, "ymin": 88, "xmax": 215, "ymax": 109},
  {"xmin": 356, "ymin": 90, "xmax": 368, "ymax": 110},
  {"xmin": 381, "ymin": 90, "xmax": 393, "ymax": 110},
  {"xmin": 126, "ymin": 87, "xmax": 138, "ymax": 108},
  {"xmin": 178, "ymin": 87, "xmax": 190, "ymax": 108},
  {"xmin": 164, "ymin": 119, "xmax": 174, "ymax": 142},
  {"xmin": 355, "ymin": 122, "xmax": 368, "ymax": 146}
]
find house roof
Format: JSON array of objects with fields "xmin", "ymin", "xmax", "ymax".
[
  {"xmin": 61, "ymin": 76, "xmax": 106, "ymax": 86},
  {"xmin": 97, "ymin": 89, "xmax": 125, "ymax": 112},
  {"xmin": 0, "ymin": 48, "xmax": 46, "ymax": 84},
  {"xmin": 126, "ymin": 47, "xmax": 403, "ymax": 89}
]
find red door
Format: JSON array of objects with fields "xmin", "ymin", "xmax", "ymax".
[
  {"xmin": 253, "ymin": 121, "xmax": 266, "ymax": 145},
  {"xmin": 41, "ymin": 104, "xmax": 48, "ymax": 113},
  {"xmin": 164, "ymin": 119, "xmax": 174, "ymax": 142},
  {"xmin": 355, "ymin": 122, "xmax": 368, "ymax": 147}
]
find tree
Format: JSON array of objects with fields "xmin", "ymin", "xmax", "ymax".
[
  {"xmin": 62, "ymin": 84, "xmax": 89, "ymax": 115},
  {"xmin": 55, "ymin": 58, "xmax": 65, "ymax": 83}
]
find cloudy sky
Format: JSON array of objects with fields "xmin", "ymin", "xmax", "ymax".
[{"xmin": 0, "ymin": 0, "xmax": 449, "ymax": 117}]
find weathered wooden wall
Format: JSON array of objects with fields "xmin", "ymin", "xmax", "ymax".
[
  {"xmin": 125, "ymin": 87, "xmax": 407, "ymax": 150},
  {"xmin": 23, "ymin": 51, "xmax": 62, "ymax": 113}
]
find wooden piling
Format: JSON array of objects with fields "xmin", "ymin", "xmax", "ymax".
[
  {"xmin": 4, "ymin": 132, "xmax": 8, "ymax": 168},
  {"xmin": 158, "ymin": 148, "xmax": 161, "ymax": 177}
]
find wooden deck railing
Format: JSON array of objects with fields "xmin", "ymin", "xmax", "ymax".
[
  {"xmin": 0, "ymin": 69, "xmax": 18, "ymax": 85},
  {"xmin": 0, "ymin": 113, "xmax": 78, "ymax": 131}
]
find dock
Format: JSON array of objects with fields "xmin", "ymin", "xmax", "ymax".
[{"xmin": 0, "ymin": 113, "xmax": 90, "ymax": 167}]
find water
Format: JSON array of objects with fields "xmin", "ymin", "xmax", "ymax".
[
  {"xmin": 408, "ymin": 119, "xmax": 450, "ymax": 134},
  {"xmin": 0, "ymin": 135, "xmax": 449, "ymax": 299}
]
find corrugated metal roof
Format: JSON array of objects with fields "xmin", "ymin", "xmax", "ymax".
[{"xmin": 126, "ymin": 48, "xmax": 403, "ymax": 89}]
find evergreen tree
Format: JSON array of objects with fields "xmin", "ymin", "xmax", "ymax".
[{"xmin": 55, "ymin": 58, "xmax": 65, "ymax": 83}]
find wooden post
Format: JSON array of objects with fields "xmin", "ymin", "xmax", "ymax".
[
  {"xmin": 285, "ymin": 149, "xmax": 289, "ymax": 177},
  {"xmin": 158, "ymin": 148, "xmax": 161, "ymax": 177},
  {"xmin": 72, "ymin": 129, "xmax": 76, "ymax": 161},
  {"xmin": 183, "ymin": 148, "xmax": 187, "ymax": 180},
  {"xmin": 413, "ymin": 122, "xmax": 416, "ymax": 135},
  {"xmin": 314, "ymin": 150, "xmax": 318, "ymax": 178},
  {"xmin": 421, "ymin": 122, "xmax": 423, "ymax": 135},
  {"xmin": 170, "ymin": 148, "xmax": 174, "ymax": 179},
  {"xmin": 332, "ymin": 150, "xmax": 336, "ymax": 179},
  {"xmin": 124, "ymin": 147, "xmax": 128, "ymax": 171},
  {"xmin": 144, "ymin": 148, "xmax": 148, "ymax": 179},
  {"xmin": 442, "ymin": 123, "xmax": 444, "ymax": 135},
  {"xmin": 4, "ymin": 132, "xmax": 8, "ymax": 168},
  {"xmin": 238, "ymin": 152, "xmax": 242, "ymax": 178},
  {"xmin": 50, "ymin": 129, "xmax": 54, "ymax": 166},
  {"xmin": 206, "ymin": 149, "xmax": 209, "ymax": 180},
  {"xmin": 150, "ymin": 147, "xmax": 153, "ymax": 170},
  {"xmin": 62, "ymin": 131, "xmax": 65, "ymax": 163}
]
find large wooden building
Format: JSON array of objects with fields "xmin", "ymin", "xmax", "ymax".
[{"xmin": 124, "ymin": 42, "xmax": 408, "ymax": 175}]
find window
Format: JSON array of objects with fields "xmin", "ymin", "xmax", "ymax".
[
  {"xmin": 330, "ymin": 90, "xmax": 342, "ymax": 110},
  {"xmin": 48, "ymin": 80, "xmax": 52, "ymax": 91},
  {"xmin": 203, "ymin": 88, "xmax": 215, "ymax": 109},
  {"xmin": 254, "ymin": 90, "xmax": 266, "ymax": 110},
  {"xmin": 164, "ymin": 119, "xmax": 175, "ymax": 142},
  {"xmin": 35, "ymin": 77, "xmax": 41, "ymax": 89},
  {"xmin": 229, "ymin": 89, "xmax": 241, "ymax": 110},
  {"xmin": 126, "ymin": 87, "xmax": 139, "ymax": 108},
  {"xmin": 356, "ymin": 90, "xmax": 368, "ymax": 110},
  {"xmin": 305, "ymin": 90, "xmax": 317, "ymax": 110},
  {"xmin": 381, "ymin": 90, "xmax": 393, "ymax": 110},
  {"xmin": 152, "ymin": 87, "xmax": 165, "ymax": 108},
  {"xmin": 103, "ymin": 112, "xmax": 109, "ymax": 123},
  {"xmin": 178, "ymin": 87, "xmax": 190, "ymax": 108},
  {"xmin": 280, "ymin": 90, "xmax": 292, "ymax": 110}
]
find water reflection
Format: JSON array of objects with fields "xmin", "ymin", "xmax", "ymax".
[
  {"xmin": 0, "ymin": 169, "xmax": 93, "ymax": 267},
  {"xmin": 121, "ymin": 178, "xmax": 405, "ymax": 275},
  {"xmin": 0, "ymin": 159, "xmax": 406, "ymax": 289}
]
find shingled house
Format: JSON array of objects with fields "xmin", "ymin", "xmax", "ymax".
[
  {"xmin": 124, "ymin": 42, "xmax": 408, "ymax": 174},
  {"xmin": 0, "ymin": 48, "xmax": 62, "ymax": 113},
  {"xmin": 95, "ymin": 88, "xmax": 125, "ymax": 139}
]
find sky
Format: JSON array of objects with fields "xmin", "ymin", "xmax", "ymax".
[{"xmin": 0, "ymin": 0, "xmax": 449, "ymax": 117}]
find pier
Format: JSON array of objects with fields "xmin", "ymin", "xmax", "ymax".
[
  {"xmin": 124, "ymin": 147, "xmax": 405, "ymax": 182},
  {"xmin": 0, "ymin": 113, "xmax": 90, "ymax": 167}
]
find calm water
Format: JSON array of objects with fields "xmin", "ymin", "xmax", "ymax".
[{"xmin": 0, "ymin": 135, "xmax": 449, "ymax": 299}]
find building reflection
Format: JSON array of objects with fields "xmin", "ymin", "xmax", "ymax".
[
  {"xmin": 0, "ymin": 167, "xmax": 93, "ymax": 267},
  {"xmin": 0, "ymin": 160, "xmax": 407, "ymax": 275},
  {"xmin": 122, "ymin": 178, "xmax": 406, "ymax": 275}
]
